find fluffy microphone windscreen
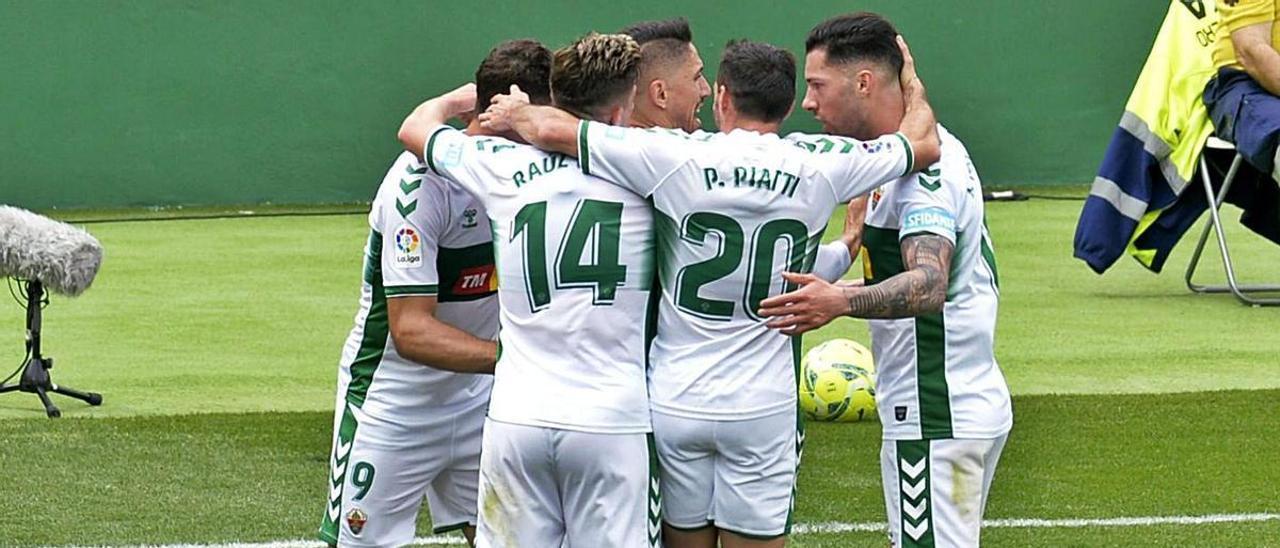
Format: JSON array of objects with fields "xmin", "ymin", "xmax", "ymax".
[{"xmin": 0, "ymin": 206, "xmax": 103, "ymax": 297}]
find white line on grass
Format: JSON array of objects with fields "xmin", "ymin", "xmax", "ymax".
[
  {"xmin": 78, "ymin": 512, "xmax": 1280, "ymax": 548},
  {"xmin": 794, "ymin": 512, "xmax": 1280, "ymax": 535}
]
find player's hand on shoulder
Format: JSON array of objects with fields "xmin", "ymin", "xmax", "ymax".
[{"xmin": 479, "ymin": 84, "xmax": 530, "ymax": 133}]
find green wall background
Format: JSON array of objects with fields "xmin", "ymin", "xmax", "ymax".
[{"xmin": 1, "ymin": 1, "xmax": 1166, "ymax": 209}]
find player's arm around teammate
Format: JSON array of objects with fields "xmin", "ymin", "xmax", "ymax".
[
  {"xmin": 382, "ymin": 85, "xmax": 501, "ymax": 375},
  {"xmin": 399, "ymin": 34, "xmax": 666, "ymax": 548},
  {"xmin": 481, "ymin": 37, "xmax": 937, "ymax": 169},
  {"xmin": 757, "ymin": 230, "xmax": 951, "ymax": 332},
  {"xmin": 321, "ymin": 40, "xmax": 556, "ymax": 548},
  {"xmin": 761, "ymin": 15, "xmax": 1012, "ymax": 548},
  {"xmin": 756, "ymin": 33, "xmax": 950, "ymax": 332},
  {"xmin": 399, "ymin": 83, "xmax": 479, "ymax": 161}
]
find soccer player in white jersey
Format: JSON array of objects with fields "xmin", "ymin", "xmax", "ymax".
[
  {"xmin": 758, "ymin": 13, "xmax": 1014, "ymax": 548},
  {"xmin": 480, "ymin": 37, "xmax": 939, "ymax": 547},
  {"xmin": 620, "ymin": 18, "xmax": 711, "ymax": 133},
  {"xmin": 397, "ymin": 34, "xmax": 660, "ymax": 548},
  {"xmin": 318, "ymin": 40, "xmax": 552, "ymax": 548}
]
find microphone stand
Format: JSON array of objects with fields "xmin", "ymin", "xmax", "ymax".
[{"xmin": 0, "ymin": 280, "xmax": 102, "ymax": 417}]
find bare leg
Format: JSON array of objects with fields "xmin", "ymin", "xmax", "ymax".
[
  {"xmin": 720, "ymin": 530, "xmax": 785, "ymax": 548},
  {"xmin": 663, "ymin": 523, "xmax": 717, "ymax": 548},
  {"xmin": 462, "ymin": 525, "xmax": 476, "ymax": 547}
]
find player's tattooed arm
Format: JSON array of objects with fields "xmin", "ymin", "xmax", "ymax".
[
  {"xmin": 398, "ymin": 83, "xmax": 478, "ymax": 159},
  {"xmin": 895, "ymin": 36, "xmax": 941, "ymax": 171},
  {"xmin": 480, "ymin": 85, "xmax": 580, "ymax": 157},
  {"xmin": 757, "ymin": 233, "xmax": 952, "ymax": 334},
  {"xmin": 843, "ymin": 234, "xmax": 951, "ymax": 318}
]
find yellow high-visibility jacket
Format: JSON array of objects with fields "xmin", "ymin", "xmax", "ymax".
[{"xmin": 1074, "ymin": 0, "xmax": 1219, "ymax": 273}]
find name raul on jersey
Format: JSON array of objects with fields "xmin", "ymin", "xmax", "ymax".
[
  {"xmin": 511, "ymin": 154, "xmax": 573, "ymax": 187},
  {"xmin": 702, "ymin": 166, "xmax": 801, "ymax": 198}
]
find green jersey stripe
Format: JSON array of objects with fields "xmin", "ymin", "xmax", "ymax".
[
  {"xmin": 347, "ymin": 230, "xmax": 390, "ymax": 408},
  {"xmin": 317, "ymin": 403, "xmax": 360, "ymax": 543},
  {"xmin": 897, "ymin": 439, "xmax": 935, "ymax": 547},
  {"xmin": 425, "ymin": 126, "xmax": 449, "ymax": 176},
  {"xmin": 578, "ymin": 120, "xmax": 591, "ymax": 175},
  {"xmin": 863, "ymin": 225, "xmax": 904, "ymax": 285},
  {"xmin": 946, "ymin": 231, "xmax": 963, "ymax": 302},
  {"xmin": 646, "ymin": 433, "xmax": 663, "ymax": 547},
  {"xmin": 980, "ymin": 231, "xmax": 1000, "ymax": 290},
  {"xmin": 384, "ymin": 284, "xmax": 439, "ymax": 297},
  {"xmin": 894, "ymin": 132, "xmax": 915, "ymax": 177},
  {"xmin": 915, "ymin": 313, "xmax": 953, "ymax": 439}
]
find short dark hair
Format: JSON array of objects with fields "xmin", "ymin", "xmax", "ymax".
[
  {"xmin": 620, "ymin": 18, "xmax": 694, "ymax": 76},
  {"xmin": 805, "ymin": 12, "xmax": 902, "ymax": 74},
  {"xmin": 475, "ymin": 39, "xmax": 553, "ymax": 113},
  {"xmin": 620, "ymin": 17, "xmax": 692, "ymax": 45},
  {"xmin": 717, "ymin": 39, "xmax": 795, "ymax": 123},
  {"xmin": 551, "ymin": 33, "xmax": 642, "ymax": 119}
]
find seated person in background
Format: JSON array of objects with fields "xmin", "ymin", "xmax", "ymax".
[{"xmin": 1205, "ymin": 0, "xmax": 1280, "ymax": 180}]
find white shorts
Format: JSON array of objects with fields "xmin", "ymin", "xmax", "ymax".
[
  {"xmin": 319, "ymin": 399, "xmax": 485, "ymax": 548},
  {"xmin": 651, "ymin": 410, "xmax": 801, "ymax": 539},
  {"xmin": 476, "ymin": 419, "xmax": 661, "ymax": 548},
  {"xmin": 881, "ymin": 434, "xmax": 1008, "ymax": 548}
]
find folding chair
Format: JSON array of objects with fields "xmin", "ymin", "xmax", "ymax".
[{"xmin": 1184, "ymin": 136, "xmax": 1280, "ymax": 306}]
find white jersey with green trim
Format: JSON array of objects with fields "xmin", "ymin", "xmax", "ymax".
[
  {"xmin": 860, "ymin": 125, "xmax": 1012, "ymax": 440},
  {"xmin": 337, "ymin": 151, "xmax": 497, "ymax": 421},
  {"xmin": 578, "ymin": 120, "xmax": 914, "ymax": 420},
  {"xmin": 424, "ymin": 125, "xmax": 655, "ymax": 434}
]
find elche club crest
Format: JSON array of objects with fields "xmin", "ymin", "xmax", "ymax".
[
  {"xmin": 346, "ymin": 508, "xmax": 368, "ymax": 535},
  {"xmin": 870, "ymin": 186, "xmax": 886, "ymax": 212}
]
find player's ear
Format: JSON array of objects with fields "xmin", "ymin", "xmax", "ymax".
[
  {"xmin": 649, "ymin": 78, "xmax": 667, "ymax": 109},
  {"xmin": 855, "ymin": 69, "xmax": 875, "ymax": 96}
]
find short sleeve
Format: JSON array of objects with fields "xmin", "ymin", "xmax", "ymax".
[
  {"xmin": 790, "ymin": 132, "xmax": 914, "ymax": 202},
  {"xmin": 895, "ymin": 169, "xmax": 958, "ymax": 246},
  {"xmin": 377, "ymin": 155, "xmax": 449, "ymax": 297},
  {"xmin": 1221, "ymin": 0, "xmax": 1275, "ymax": 34},
  {"xmin": 423, "ymin": 125, "xmax": 496, "ymax": 200},
  {"xmin": 580, "ymin": 120, "xmax": 693, "ymax": 197}
]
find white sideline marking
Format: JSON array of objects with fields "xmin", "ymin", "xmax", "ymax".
[
  {"xmin": 71, "ymin": 512, "xmax": 1280, "ymax": 548},
  {"xmin": 794, "ymin": 512, "xmax": 1280, "ymax": 535}
]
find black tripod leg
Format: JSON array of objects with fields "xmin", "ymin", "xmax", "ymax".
[
  {"xmin": 50, "ymin": 384, "xmax": 103, "ymax": 406},
  {"xmin": 34, "ymin": 386, "xmax": 60, "ymax": 418},
  {"xmin": 0, "ymin": 384, "xmax": 19, "ymax": 394}
]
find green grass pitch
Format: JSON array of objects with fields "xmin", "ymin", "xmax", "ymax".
[{"xmin": 2, "ymin": 193, "xmax": 1278, "ymax": 546}]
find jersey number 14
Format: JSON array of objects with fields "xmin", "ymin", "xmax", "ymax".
[{"xmin": 511, "ymin": 199, "xmax": 627, "ymax": 312}]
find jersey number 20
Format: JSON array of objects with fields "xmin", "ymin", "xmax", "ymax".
[{"xmin": 676, "ymin": 212, "xmax": 811, "ymax": 321}]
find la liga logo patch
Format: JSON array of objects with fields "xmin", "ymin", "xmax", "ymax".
[
  {"xmin": 861, "ymin": 140, "xmax": 892, "ymax": 154},
  {"xmin": 393, "ymin": 225, "xmax": 423, "ymax": 268}
]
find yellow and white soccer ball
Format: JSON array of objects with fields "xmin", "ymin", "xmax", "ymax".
[{"xmin": 799, "ymin": 338, "xmax": 877, "ymax": 422}]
